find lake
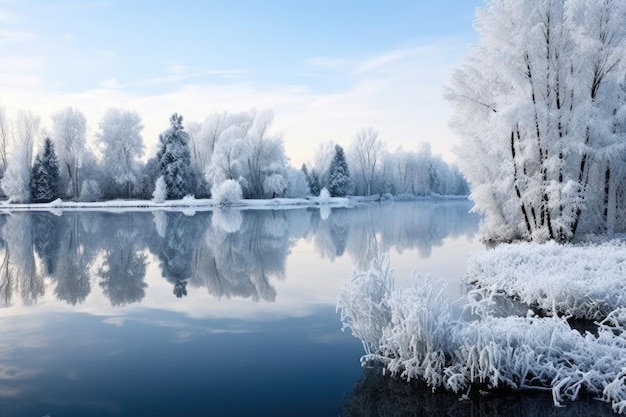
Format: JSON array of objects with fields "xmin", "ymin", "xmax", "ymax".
[{"xmin": 0, "ymin": 201, "xmax": 615, "ymax": 416}]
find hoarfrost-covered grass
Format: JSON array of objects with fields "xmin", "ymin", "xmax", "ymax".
[
  {"xmin": 466, "ymin": 240, "xmax": 626, "ymax": 320},
  {"xmin": 338, "ymin": 256, "xmax": 626, "ymax": 413}
]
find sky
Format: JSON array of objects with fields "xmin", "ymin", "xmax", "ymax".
[{"xmin": 0, "ymin": 0, "xmax": 483, "ymax": 166}]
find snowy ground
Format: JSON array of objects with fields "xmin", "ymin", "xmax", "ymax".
[
  {"xmin": 465, "ymin": 240, "xmax": 626, "ymax": 320},
  {"xmin": 338, "ymin": 253, "xmax": 626, "ymax": 413},
  {"xmin": 0, "ymin": 194, "xmax": 467, "ymax": 212}
]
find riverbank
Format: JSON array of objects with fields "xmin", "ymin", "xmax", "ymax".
[
  {"xmin": 0, "ymin": 194, "xmax": 468, "ymax": 212},
  {"xmin": 338, "ymin": 252, "xmax": 626, "ymax": 414}
]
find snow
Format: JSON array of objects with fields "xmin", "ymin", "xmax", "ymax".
[
  {"xmin": 0, "ymin": 195, "xmax": 358, "ymax": 212},
  {"xmin": 466, "ymin": 240, "xmax": 626, "ymax": 320},
  {"xmin": 338, "ymin": 254, "xmax": 626, "ymax": 413}
]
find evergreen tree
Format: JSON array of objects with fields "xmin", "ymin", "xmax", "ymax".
[
  {"xmin": 30, "ymin": 138, "xmax": 60, "ymax": 203},
  {"xmin": 309, "ymin": 169, "xmax": 321, "ymax": 196},
  {"xmin": 328, "ymin": 145, "xmax": 352, "ymax": 197},
  {"xmin": 156, "ymin": 113, "xmax": 196, "ymax": 199}
]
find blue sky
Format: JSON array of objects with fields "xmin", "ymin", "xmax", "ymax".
[{"xmin": 0, "ymin": 0, "xmax": 483, "ymax": 165}]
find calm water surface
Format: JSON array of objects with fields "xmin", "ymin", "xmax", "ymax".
[{"xmin": 0, "ymin": 201, "xmax": 615, "ymax": 416}]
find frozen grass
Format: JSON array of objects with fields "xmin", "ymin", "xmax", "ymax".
[
  {"xmin": 338, "ymin": 255, "xmax": 626, "ymax": 413},
  {"xmin": 466, "ymin": 240, "xmax": 626, "ymax": 320}
]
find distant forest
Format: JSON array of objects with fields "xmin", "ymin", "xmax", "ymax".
[{"xmin": 0, "ymin": 107, "xmax": 468, "ymax": 203}]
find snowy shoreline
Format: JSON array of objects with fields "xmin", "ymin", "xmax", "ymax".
[
  {"xmin": 338, "ymin": 253, "xmax": 626, "ymax": 414},
  {"xmin": 465, "ymin": 240, "xmax": 626, "ymax": 320},
  {"xmin": 0, "ymin": 194, "xmax": 469, "ymax": 212}
]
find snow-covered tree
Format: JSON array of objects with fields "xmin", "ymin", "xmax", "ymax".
[
  {"xmin": 446, "ymin": 0, "xmax": 626, "ymax": 242},
  {"xmin": 156, "ymin": 113, "xmax": 196, "ymax": 199},
  {"xmin": 263, "ymin": 173, "xmax": 287, "ymax": 198},
  {"xmin": 97, "ymin": 108, "xmax": 144, "ymax": 198},
  {"xmin": 350, "ymin": 127, "xmax": 385, "ymax": 196},
  {"xmin": 2, "ymin": 110, "xmax": 41, "ymax": 202},
  {"xmin": 328, "ymin": 145, "xmax": 353, "ymax": 197},
  {"xmin": 51, "ymin": 107, "xmax": 87, "ymax": 199},
  {"xmin": 285, "ymin": 166, "xmax": 310, "ymax": 198},
  {"xmin": 0, "ymin": 107, "xmax": 10, "ymax": 177},
  {"xmin": 245, "ymin": 110, "xmax": 288, "ymax": 199},
  {"xmin": 30, "ymin": 138, "xmax": 60, "ymax": 203},
  {"xmin": 308, "ymin": 169, "xmax": 321, "ymax": 196},
  {"xmin": 79, "ymin": 179, "xmax": 103, "ymax": 202},
  {"xmin": 313, "ymin": 140, "xmax": 336, "ymax": 189},
  {"xmin": 205, "ymin": 124, "xmax": 248, "ymax": 188}
]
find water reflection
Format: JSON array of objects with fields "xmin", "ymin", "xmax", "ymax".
[
  {"xmin": 344, "ymin": 364, "xmax": 616, "ymax": 417},
  {"xmin": 0, "ymin": 200, "xmax": 477, "ymax": 308}
]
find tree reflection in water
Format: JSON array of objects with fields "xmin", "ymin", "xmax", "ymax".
[{"xmin": 0, "ymin": 200, "xmax": 477, "ymax": 307}]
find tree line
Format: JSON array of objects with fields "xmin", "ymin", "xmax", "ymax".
[{"xmin": 0, "ymin": 107, "xmax": 467, "ymax": 203}]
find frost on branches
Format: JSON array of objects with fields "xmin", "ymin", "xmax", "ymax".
[
  {"xmin": 446, "ymin": 0, "xmax": 626, "ymax": 242},
  {"xmin": 338, "ymin": 255, "xmax": 626, "ymax": 413}
]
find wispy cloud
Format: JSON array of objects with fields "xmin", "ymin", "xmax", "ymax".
[{"xmin": 0, "ymin": 29, "xmax": 35, "ymax": 43}]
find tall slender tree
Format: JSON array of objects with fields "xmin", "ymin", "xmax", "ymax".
[
  {"xmin": 156, "ymin": 113, "xmax": 196, "ymax": 199},
  {"xmin": 328, "ymin": 145, "xmax": 353, "ymax": 197},
  {"xmin": 30, "ymin": 138, "xmax": 60, "ymax": 203}
]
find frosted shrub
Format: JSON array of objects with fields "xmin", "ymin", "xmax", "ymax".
[
  {"xmin": 318, "ymin": 188, "xmax": 331, "ymax": 204},
  {"xmin": 338, "ymin": 256, "xmax": 394, "ymax": 355},
  {"xmin": 152, "ymin": 176, "xmax": 167, "ymax": 203},
  {"xmin": 212, "ymin": 179, "xmax": 242, "ymax": 206}
]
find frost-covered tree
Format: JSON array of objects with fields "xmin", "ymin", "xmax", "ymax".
[
  {"xmin": 0, "ymin": 107, "xmax": 10, "ymax": 177},
  {"xmin": 205, "ymin": 124, "xmax": 248, "ymax": 188},
  {"xmin": 263, "ymin": 173, "xmax": 287, "ymax": 198},
  {"xmin": 308, "ymin": 169, "xmax": 321, "ymax": 196},
  {"xmin": 97, "ymin": 108, "xmax": 144, "ymax": 198},
  {"xmin": 156, "ymin": 113, "xmax": 196, "ymax": 199},
  {"xmin": 2, "ymin": 110, "xmax": 40, "ymax": 202},
  {"xmin": 285, "ymin": 166, "xmax": 310, "ymax": 198},
  {"xmin": 328, "ymin": 145, "xmax": 353, "ymax": 197},
  {"xmin": 30, "ymin": 138, "xmax": 60, "ymax": 203},
  {"xmin": 446, "ymin": 0, "xmax": 626, "ymax": 242},
  {"xmin": 245, "ymin": 110, "xmax": 288, "ymax": 198},
  {"xmin": 350, "ymin": 127, "xmax": 385, "ymax": 196},
  {"xmin": 313, "ymin": 140, "xmax": 336, "ymax": 189},
  {"xmin": 79, "ymin": 179, "xmax": 103, "ymax": 202},
  {"xmin": 51, "ymin": 107, "xmax": 87, "ymax": 199}
]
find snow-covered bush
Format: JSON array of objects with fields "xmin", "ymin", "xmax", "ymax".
[
  {"xmin": 318, "ymin": 187, "xmax": 331, "ymax": 204},
  {"xmin": 79, "ymin": 180, "xmax": 103, "ymax": 202},
  {"xmin": 338, "ymin": 255, "xmax": 626, "ymax": 413},
  {"xmin": 152, "ymin": 176, "xmax": 167, "ymax": 203},
  {"xmin": 212, "ymin": 179, "xmax": 242, "ymax": 206}
]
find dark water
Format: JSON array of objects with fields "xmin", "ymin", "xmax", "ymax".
[{"xmin": 0, "ymin": 201, "xmax": 616, "ymax": 416}]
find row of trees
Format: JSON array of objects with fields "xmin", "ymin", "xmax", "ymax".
[
  {"xmin": 447, "ymin": 0, "xmax": 626, "ymax": 242},
  {"xmin": 0, "ymin": 107, "xmax": 467, "ymax": 203}
]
